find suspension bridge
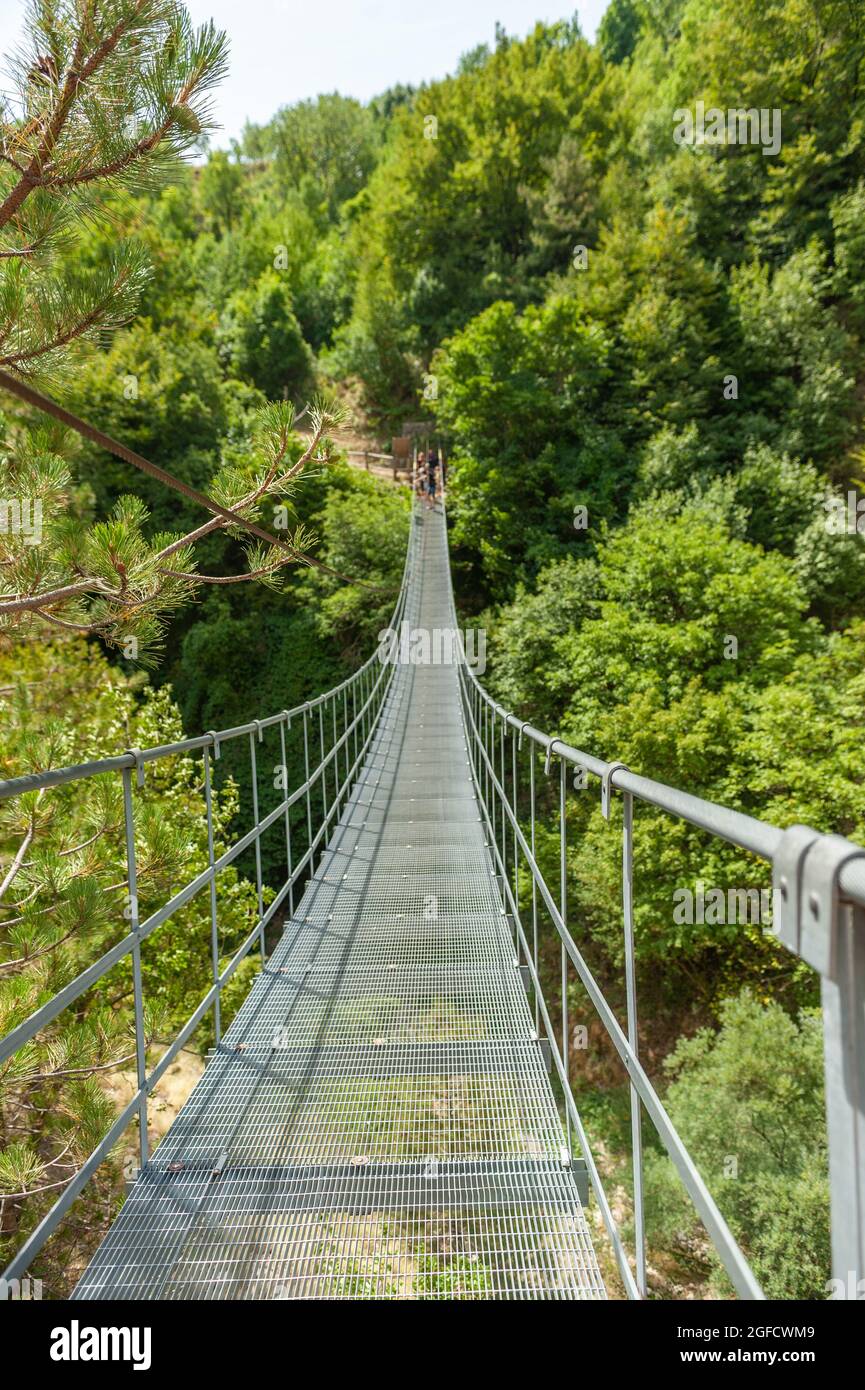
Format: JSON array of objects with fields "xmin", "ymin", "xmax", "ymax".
[{"xmin": 2, "ymin": 503, "xmax": 864, "ymax": 1301}]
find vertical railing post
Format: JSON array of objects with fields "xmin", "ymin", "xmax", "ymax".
[
  {"xmin": 489, "ymin": 700, "xmax": 495, "ymax": 817},
  {"xmin": 122, "ymin": 764, "xmax": 148, "ymax": 1172},
  {"xmin": 203, "ymin": 744, "xmax": 222, "ymax": 1044},
  {"xmin": 302, "ymin": 704, "xmax": 313, "ymax": 864},
  {"xmin": 500, "ymin": 714, "xmax": 507, "ymax": 891},
  {"xmin": 319, "ymin": 701, "xmax": 329, "ymax": 828},
  {"xmin": 559, "ymin": 754, "xmax": 571, "ymax": 1156},
  {"xmin": 342, "ymin": 686, "xmax": 350, "ymax": 805},
  {"xmin": 360, "ymin": 668, "xmax": 369, "ymax": 749},
  {"xmin": 774, "ymin": 832, "xmax": 865, "ymax": 1296},
  {"xmin": 512, "ymin": 727, "xmax": 519, "ymax": 929},
  {"xmin": 622, "ymin": 790, "xmax": 646, "ymax": 1296},
  {"xmin": 489, "ymin": 711, "xmax": 497, "ymax": 851},
  {"xmin": 332, "ymin": 695, "xmax": 339, "ymax": 811},
  {"xmin": 279, "ymin": 714, "xmax": 294, "ymax": 919},
  {"xmin": 821, "ymin": 897, "xmax": 865, "ymax": 1294},
  {"xmin": 530, "ymin": 740, "xmax": 539, "ymax": 1034},
  {"xmin": 371, "ymin": 664, "xmax": 378, "ymax": 743},
  {"xmin": 249, "ymin": 726, "xmax": 266, "ymax": 961},
  {"xmin": 481, "ymin": 701, "xmax": 487, "ymax": 810}
]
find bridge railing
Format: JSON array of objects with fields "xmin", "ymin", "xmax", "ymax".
[
  {"xmin": 447, "ymin": 528, "xmax": 865, "ymax": 1302},
  {"xmin": 0, "ymin": 518, "xmax": 417, "ymax": 1287}
]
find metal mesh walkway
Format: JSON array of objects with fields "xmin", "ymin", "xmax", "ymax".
[{"xmin": 72, "ymin": 507, "xmax": 606, "ymax": 1301}]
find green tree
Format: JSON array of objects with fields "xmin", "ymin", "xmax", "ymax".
[
  {"xmin": 199, "ymin": 149, "xmax": 245, "ymax": 236},
  {"xmin": 431, "ymin": 295, "xmax": 626, "ymax": 586},
  {"xmin": 486, "ymin": 501, "xmax": 830, "ymax": 981},
  {"xmin": 0, "ymin": 0, "xmax": 228, "ymax": 376},
  {"xmin": 243, "ymin": 94, "xmax": 380, "ymax": 220},
  {"xmin": 520, "ymin": 133, "xmax": 601, "ymax": 279},
  {"xmin": 217, "ymin": 271, "xmax": 315, "ymax": 402},
  {"xmin": 598, "ymin": 0, "xmax": 643, "ymax": 65},
  {"xmin": 333, "ymin": 21, "xmax": 615, "ymax": 407},
  {"xmin": 645, "ymin": 991, "xmax": 829, "ymax": 1299}
]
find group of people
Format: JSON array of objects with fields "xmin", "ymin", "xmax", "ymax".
[{"xmin": 416, "ymin": 446, "xmax": 443, "ymax": 509}]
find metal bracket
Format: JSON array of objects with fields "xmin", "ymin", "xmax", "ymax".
[
  {"xmin": 211, "ymin": 1149, "xmax": 230, "ymax": 1180},
  {"xmin": 253, "ymin": 719, "xmax": 264, "ymax": 744},
  {"xmin": 125, "ymin": 748, "xmax": 145, "ymax": 789},
  {"xmin": 601, "ymin": 762, "xmax": 628, "ymax": 821},
  {"xmin": 772, "ymin": 823, "xmax": 819, "ymax": 966},
  {"xmin": 544, "ymin": 738, "xmax": 565, "ymax": 775},
  {"xmin": 206, "ymin": 731, "xmax": 221, "ymax": 761},
  {"xmin": 282, "ymin": 709, "xmax": 293, "ymax": 731},
  {"xmin": 774, "ymin": 828, "xmax": 865, "ymax": 1288},
  {"xmin": 572, "ymin": 1156, "xmax": 590, "ymax": 1207},
  {"xmin": 774, "ymin": 826, "xmax": 865, "ymax": 978},
  {"xmin": 517, "ymin": 720, "xmax": 530, "ymax": 751}
]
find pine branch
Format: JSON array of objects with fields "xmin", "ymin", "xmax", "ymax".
[
  {"xmin": 0, "ymin": 388, "xmax": 365, "ymax": 656},
  {"xmin": 152, "ymin": 403, "xmax": 303, "ymax": 562},
  {"xmin": 0, "ymin": 578, "xmax": 118, "ymax": 616},
  {"xmin": 0, "ymin": 807, "xmax": 40, "ymax": 902},
  {"xmin": 7, "ymin": 1047, "xmax": 141, "ymax": 1086},
  {"xmin": 0, "ymin": 1, "xmax": 229, "ymax": 374},
  {"xmin": 0, "ymin": 923, "xmax": 82, "ymax": 970},
  {"xmin": 158, "ymin": 560, "xmax": 295, "ymax": 585}
]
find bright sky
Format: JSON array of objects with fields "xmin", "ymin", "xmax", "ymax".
[{"xmin": 0, "ymin": 0, "xmax": 612, "ymax": 145}]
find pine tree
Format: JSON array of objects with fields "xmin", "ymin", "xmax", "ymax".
[
  {"xmin": 0, "ymin": 2, "xmax": 347, "ymax": 661},
  {"xmin": 0, "ymin": 0, "xmax": 228, "ymax": 376}
]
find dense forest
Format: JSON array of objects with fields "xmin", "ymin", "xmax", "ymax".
[{"xmin": 2, "ymin": 0, "xmax": 864, "ymax": 1299}]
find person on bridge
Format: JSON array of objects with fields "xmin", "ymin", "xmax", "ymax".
[{"xmin": 426, "ymin": 449, "xmax": 439, "ymax": 510}]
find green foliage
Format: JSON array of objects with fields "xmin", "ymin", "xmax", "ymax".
[
  {"xmin": 414, "ymin": 1249, "xmax": 492, "ymax": 1296},
  {"xmin": 330, "ymin": 21, "xmax": 616, "ymax": 412},
  {"xmin": 217, "ymin": 271, "xmax": 315, "ymax": 402},
  {"xmin": 300, "ymin": 477, "xmax": 411, "ymax": 657},
  {"xmin": 0, "ymin": 636, "xmax": 260, "ymax": 1284},
  {"xmin": 431, "ymin": 297, "xmax": 626, "ymax": 584},
  {"xmin": 0, "ymin": 394, "xmax": 342, "ymax": 662},
  {"xmin": 64, "ymin": 319, "xmax": 262, "ymax": 528},
  {"xmin": 598, "ymin": 0, "xmax": 644, "ymax": 65},
  {"xmin": 668, "ymin": 0, "xmax": 865, "ymax": 258},
  {"xmin": 242, "ymin": 94, "xmax": 381, "ymax": 220},
  {"xmin": 0, "ymin": 0, "xmax": 228, "ymax": 377},
  {"xmin": 727, "ymin": 245, "xmax": 857, "ymax": 468},
  {"xmin": 644, "ymin": 991, "xmax": 829, "ymax": 1299},
  {"xmin": 199, "ymin": 150, "xmax": 245, "ymax": 236},
  {"xmin": 490, "ymin": 505, "xmax": 865, "ymax": 988},
  {"xmin": 521, "ymin": 133, "xmax": 602, "ymax": 278},
  {"xmin": 171, "ymin": 467, "xmax": 409, "ymax": 885},
  {"xmin": 0, "ymin": 5, "xmax": 352, "ymax": 662}
]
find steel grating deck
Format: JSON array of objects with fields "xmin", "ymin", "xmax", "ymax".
[{"xmin": 73, "ymin": 507, "xmax": 606, "ymax": 1301}]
